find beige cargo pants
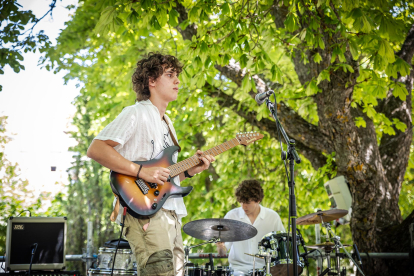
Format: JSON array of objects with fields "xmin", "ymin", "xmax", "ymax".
[{"xmin": 123, "ymin": 209, "xmax": 184, "ymax": 276}]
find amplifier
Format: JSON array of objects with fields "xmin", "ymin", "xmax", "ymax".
[{"xmin": 5, "ymin": 217, "xmax": 67, "ymax": 271}]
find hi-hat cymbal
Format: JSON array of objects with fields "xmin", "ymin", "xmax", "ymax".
[
  {"xmin": 296, "ymin": 209, "xmax": 348, "ymax": 225},
  {"xmin": 244, "ymin": 253, "xmax": 264, "ymax": 259},
  {"xmin": 183, "ymin": 218, "xmax": 258, "ymax": 242},
  {"xmin": 305, "ymin": 242, "xmax": 351, "ymax": 250}
]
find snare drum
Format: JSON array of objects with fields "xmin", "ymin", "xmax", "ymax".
[
  {"xmin": 258, "ymin": 231, "xmax": 304, "ymax": 276},
  {"xmin": 97, "ymin": 247, "xmax": 136, "ymax": 270},
  {"xmin": 88, "ymin": 269, "xmax": 137, "ymax": 276}
]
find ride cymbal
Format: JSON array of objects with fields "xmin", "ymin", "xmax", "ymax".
[
  {"xmin": 183, "ymin": 218, "xmax": 258, "ymax": 242},
  {"xmin": 296, "ymin": 209, "xmax": 348, "ymax": 225}
]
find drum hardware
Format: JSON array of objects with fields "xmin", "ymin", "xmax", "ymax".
[
  {"xmin": 184, "ymin": 238, "xmax": 221, "ymax": 276},
  {"xmin": 244, "ymin": 253, "xmax": 263, "ymax": 276},
  {"xmin": 257, "ymin": 231, "xmax": 305, "ymax": 276},
  {"xmin": 318, "ymin": 214, "xmax": 365, "ymax": 276}
]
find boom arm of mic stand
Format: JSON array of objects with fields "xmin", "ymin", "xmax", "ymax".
[{"xmin": 265, "ymin": 99, "xmax": 301, "ymax": 164}]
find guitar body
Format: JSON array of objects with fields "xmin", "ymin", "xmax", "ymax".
[{"xmin": 110, "ymin": 146, "xmax": 193, "ymax": 218}]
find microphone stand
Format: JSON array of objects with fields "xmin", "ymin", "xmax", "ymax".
[{"xmin": 265, "ymin": 97, "xmax": 301, "ymax": 276}]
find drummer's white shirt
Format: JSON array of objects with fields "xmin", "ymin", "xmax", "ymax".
[{"xmin": 224, "ymin": 206, "xmax": 285, "ymax": 274}]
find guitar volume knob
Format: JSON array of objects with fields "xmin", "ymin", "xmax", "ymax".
[
  {"xmin": 154, "ymin": 190, "xmax": 160, "ymax": 196},
  {"xmin": 151, "ymin": 203, "xmax": 157, "ymax": 210}
]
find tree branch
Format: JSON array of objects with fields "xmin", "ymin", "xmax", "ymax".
[{"xmin": 204, "ymin": 84, "xmax": 330, "ymax": 169}]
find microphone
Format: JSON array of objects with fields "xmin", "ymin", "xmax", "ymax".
[{"xmin": 255, "ymin": 90, "xmax": 274, "ymax": 106}]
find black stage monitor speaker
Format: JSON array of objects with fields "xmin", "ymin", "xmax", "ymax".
[{"xmin": 5, "ymin": 217, "xmax": 67, "ymax": 271}]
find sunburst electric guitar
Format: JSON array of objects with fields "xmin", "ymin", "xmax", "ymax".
[{"xmin": 110, "ymin": 132, "xmax": 264, "ymax": 218}]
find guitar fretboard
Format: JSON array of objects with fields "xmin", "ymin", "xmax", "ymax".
[{"xmin": 167, "ymin": 138, "xmax": 241, "ymax": 177}]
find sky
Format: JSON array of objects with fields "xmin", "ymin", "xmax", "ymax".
[{"xmin": 0, "ymin": 0, "xmax": 80, "ymax": 208}]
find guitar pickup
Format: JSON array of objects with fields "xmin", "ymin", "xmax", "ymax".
[{"xmin": 135, "ymin": 178, "xmax": 149, "ymax": 195}]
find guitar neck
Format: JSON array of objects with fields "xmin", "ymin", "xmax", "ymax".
[{"xmin": 168, "ymin": 138, "xmax": 241, "ymax": 178}]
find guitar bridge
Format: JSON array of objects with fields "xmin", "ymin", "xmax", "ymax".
[{"xmin": 135, "ymin": 178, "xmax": 149, "ymax": 195}]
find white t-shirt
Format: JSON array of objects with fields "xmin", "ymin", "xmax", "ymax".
[
  {"xmin": 224, "ymin": 206, "xmax": 285, "ymax": 274},
  {"xmin": 94, "ymin": 99, "xmax": 187, "ymax": 220}
]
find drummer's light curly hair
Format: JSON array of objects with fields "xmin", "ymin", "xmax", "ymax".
[
  {"xmin": 235, "ymin": 179, "xmax": 264, "ymax": 203},
  {"xmin": 132, "ymin": 52, "xmax": 183, "ymax": 101}
]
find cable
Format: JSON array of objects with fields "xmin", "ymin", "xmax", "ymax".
[
  {"xmin": 111, "ymin": 207, "xmax": 127, "ymax": 276},
  {"xmin": 27, "ymin": 243, "xmax": 38, "ymax": 276},
  {"xmin": 1, "ymin": 253, "xmax": 5, "ymax": 271},
  {"xmin": 316, "ymin": 249, "xmax": 323, "ymax": 272},
  {"xmin": 16, "ymin": 210, "xmax": 31, "ymax": 217}
]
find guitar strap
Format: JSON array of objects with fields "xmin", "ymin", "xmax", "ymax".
[
  {"xmin": 164, "ymin": 117, "xmax": 181, "ymax": 152},
  {"xmin": 110, "ymin": 117, "xmax": 181, "ymax": 222}
]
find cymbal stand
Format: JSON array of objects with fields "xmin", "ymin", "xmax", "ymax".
[
  {"xmin": 319, "ymin": 215, "xmax": 365, "ymax": 276},
  {"xmin": 184, "ymin": 238, "xmax": 220, "ymax": 276},
  {"xmin": 262, "ymin": 249, "xmax": 273, "ymax": 276},
  {"xmin": 252, "ymin": 255, "xmax": 256, "ymax": 276}
]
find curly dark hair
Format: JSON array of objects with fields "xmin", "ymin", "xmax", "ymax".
[
  {"xmin": 235, "ymin": 179, "xmax": 264, "ymax": 203},
  {"xmin": 131, "ymin": 52, "xmax": 183, "ymax": 101}
]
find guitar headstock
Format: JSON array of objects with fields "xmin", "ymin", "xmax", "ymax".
[{"xmin": 236, "ymin": 132, "xmax": 264, "ymax": 146}]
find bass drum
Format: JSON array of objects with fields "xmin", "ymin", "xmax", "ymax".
[
  {"xmin": 88, "ymin": 269, "xmax": 137, "ymax": 276},
  {"xmin": 258, "ymin": 231, "xmax": 304, "ymax": 276}
]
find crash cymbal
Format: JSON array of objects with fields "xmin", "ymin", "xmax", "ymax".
[
  {"xmin": 296, "ymin": 209, "xmax": 348, "ymax": 225},
  {"xmin": 183, "ymin": 218, "xmax": 258, "ymax": 242},
  {"xmin": 305, "ymin": 242, "xmax": 351, "ymax": 250}
]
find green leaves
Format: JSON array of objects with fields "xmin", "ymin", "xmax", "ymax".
[
  {"xmin": 270, "ymin": 64, "xmax": 283, "ymax": 83},
  {"xmin": 390, "ymin": 82, "xmax": 408, "ymax": 101},
  {"xmin": 94, "ymin": 6, "xmax": 117, "ymax": 34},
  {"xmin": 221, "ymin": 2, "xmax": 231, "ymax": 16},
  {"xmin": 239, "ymin": 54, "xmax": 248, "ymax": 69},
  {"xmin": 168, "ymin": 9, "xmax": 180, "ymax": 27},
  {"xmin": 317, "ymin": 69, "xmax": 331, "ymax": 84},
  {"xmin": 348, "ymin": 39, "xmax": 359, "ymax": 60},
  {"xmin": 306, "ymin": 79, "xmax": 321, "ymax": 95},
  {"xmin": 284, "ymin": 13, "xmax": 299, "ymax": 33},
  {"xmin": 313, "ymin": 52, "xmax": 322, "ymax": 63},
  {"xmin": 377, "ymin": 39, "xmax": 395, "ymax": 64},
  {"xmin": 347, "ymin": 8, "xmax": 371, "ymax": 33},
  {"xmin": 354, "ymin": 117, "xmax": 366, "ymax": 128}
]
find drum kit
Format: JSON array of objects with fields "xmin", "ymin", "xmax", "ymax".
[
  {"xmin": 182, "ymin": 208, "xmax": 364, "ymax": 276},
  {"xmin": 86, "ymin": 208, "xmax": 363, "ymax": 276}
]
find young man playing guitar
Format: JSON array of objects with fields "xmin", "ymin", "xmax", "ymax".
[{"xmin": 87, "ymin": 52, "xmax": 215, "ymax": 276}]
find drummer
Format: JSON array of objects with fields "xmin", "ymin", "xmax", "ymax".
[{"xmin": 216, "ymin": 179, "xmax": 285, "ymax": 275}]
